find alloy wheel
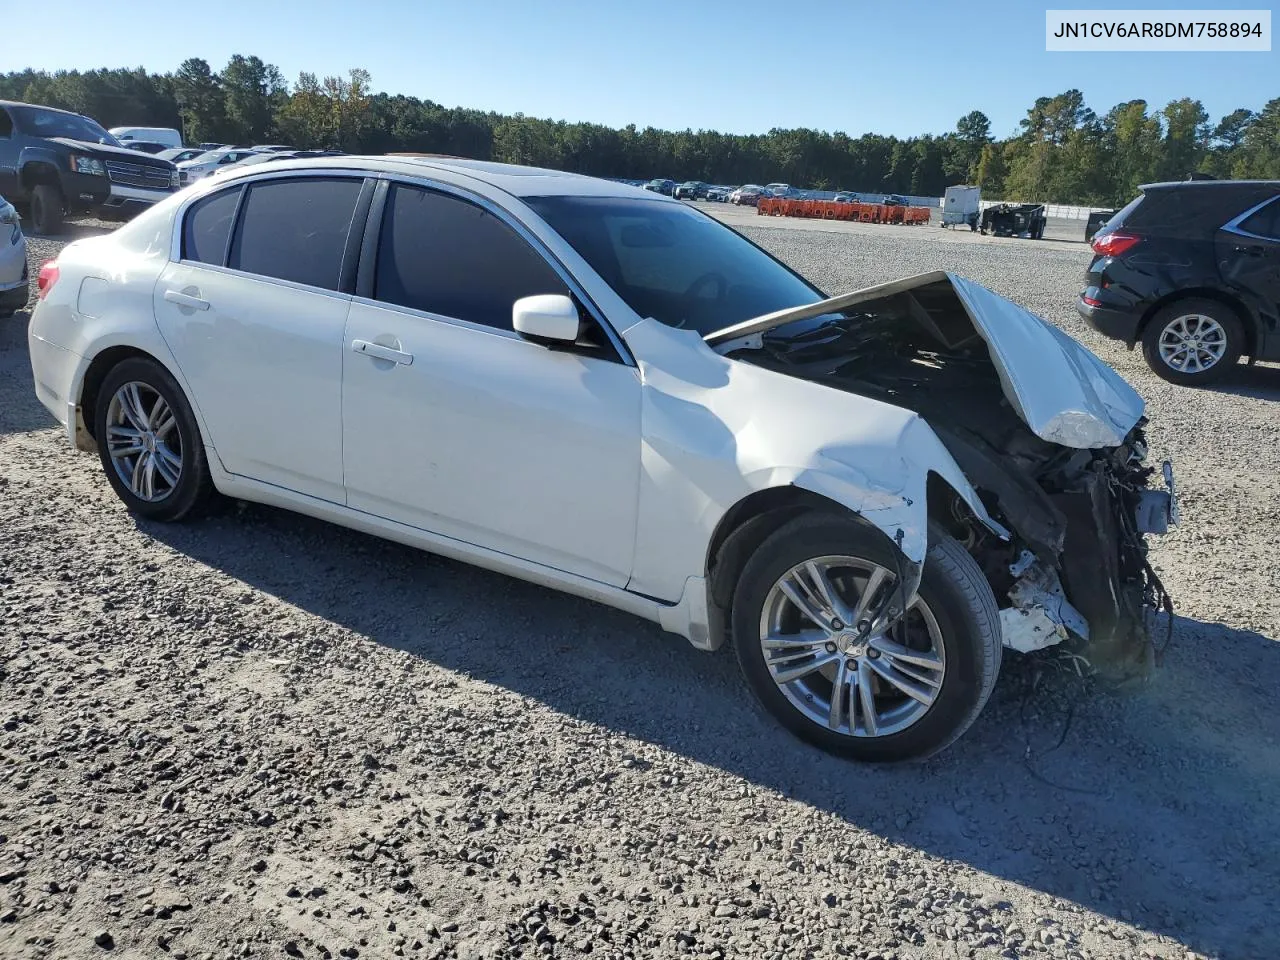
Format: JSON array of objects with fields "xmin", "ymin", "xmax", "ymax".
[
  {"xmin": 759, "ymin": 556, "xmax": 946, "ymax": 738},
  {"xmin": 104, "ymin": 381, "xmax": 183, "ymax": 502},
  {"xmin": 1158, "ymin": 314, "xmax": 1227, "ymax": 375}
]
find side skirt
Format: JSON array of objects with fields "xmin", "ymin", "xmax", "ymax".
[{"xmin": 208, "ymin": 464, "xmax": 712, "ymax": 647}]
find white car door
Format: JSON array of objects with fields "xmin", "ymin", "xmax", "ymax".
[
  {"xmin": 342, "ymin": 182, "xmax": 641, "ymax": 586},
  {"xmin": 153, "ymin": 175, "xmax": 370, "ymax": 503}
]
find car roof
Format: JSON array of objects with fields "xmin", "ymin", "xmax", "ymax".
[
  {"xmin": 1141, "ymin": 179, "xmax": 1280, "ymax": 192},
  {"xmin": 0, "ymin": 99, "xmax": 83, "ymax": 117},
  {"xmin": 213, "ymin": 155, "xmax": 665, "ymax": 199}
]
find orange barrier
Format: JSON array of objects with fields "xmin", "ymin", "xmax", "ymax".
[{"xmin": 754, "ymin": 195, "xmax": 931, "ymax": 225}]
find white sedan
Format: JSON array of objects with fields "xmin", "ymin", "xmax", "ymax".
[
  {"xmin": 26, "ymin": 158, "xmax": 1175, "ymax": 761},
  {"xmin": 0, "ymin": 195, "xmax": 28, "ymax": 317},
  {"xmin": 175, "ymin": 148, "xmax": 265, "ymax": 183}
]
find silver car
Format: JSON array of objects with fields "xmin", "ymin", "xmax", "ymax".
[{"xmin": 0, "ymin": 196, "xmax": 28, "ymax": 317}]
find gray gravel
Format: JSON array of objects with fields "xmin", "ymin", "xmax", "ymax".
[{"xmin": 2, "ymin": 214, "xmax": 1278, "ymax": 960}]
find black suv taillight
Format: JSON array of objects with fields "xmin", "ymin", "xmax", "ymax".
[{"xmin": 1091, "ymin": 231, "xmax": 1142, "ymax": 258}]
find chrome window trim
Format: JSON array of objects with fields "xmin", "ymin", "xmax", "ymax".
[
  {"xmin": 166, "ymin": 164, "xmax": 637, "ymax": 366},
  {"xmin": 1222, "ymin": 194, "xmax": 1280, "ymax": 243},
  {"xmin": 370, "ymin": 173, "xmax": 636, "ymax": 367},
  {"xmin": 168, "ymin": 167, "xmax": 384, "ymax": 263}
]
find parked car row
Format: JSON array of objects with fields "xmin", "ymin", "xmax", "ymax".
[{"xmin": 644, "ymin": 180, "xmax": 807, "ymax": 205}]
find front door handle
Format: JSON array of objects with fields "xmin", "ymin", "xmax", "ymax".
[
  {"xmin": 1232, "ymin": 245, "xmax": 1264, "ymax": 257},
  {"xmin": 163, "ymin": 289, "xmax": 210, "ymax": 311},
  {"xmin": 351, "ymin": 339, "xmax": 413, "ymax": 366}
]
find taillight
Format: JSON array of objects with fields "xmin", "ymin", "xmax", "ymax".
[
  {"xmin": 36, "ymin": 260, "xmax": 59, "ymax": 300},
  {"xmin": 1091, "ymin": 231, "xmax": 1142, "ymax": 257}
]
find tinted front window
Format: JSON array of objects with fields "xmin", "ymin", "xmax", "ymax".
[
  {"xmin": 229, "ymin": 178, "xmax": 363, "ymax": 290},
  {"xmin": 182, "ymin": 187, "xmax": 242, "ymax": 265},
  {"xmin": 374, "ymin": 185, "xmax": 568, "ymax": 330},
  {"xmin": 1239, "ymin": 196, "xmax": 1280, "ymax": 241},
  {"xmin": 526, "ymin": 195, "xmax": 821, "ymax": 334},
  {"xmin": 11, "ymin": 106, "xmax": 119, "ymax": 146}
]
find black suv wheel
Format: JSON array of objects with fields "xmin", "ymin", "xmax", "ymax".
[
  {"xmin": 1141, "ymin": 299, "xmax": 1244, "ymax": 386},
  {"xmin": 30, "ymin": 183, "xmax": 65, "ymax": 235}
]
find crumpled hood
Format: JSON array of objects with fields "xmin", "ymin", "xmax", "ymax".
[{"xmin": 706, "ymin": 270, "xmax": 1145, "ymax": 449}]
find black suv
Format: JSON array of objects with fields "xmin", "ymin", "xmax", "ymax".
[
  {"xmin": 0, "ymin": 100, "xmax": 179, "ymax": 234},
  {"xmin": 1078, "ymin": 179, "xmax": 1280, "ymax": 385},
  {"xmin": 674, "ymin": 181, "xmax": 708, "ymax": 200}
]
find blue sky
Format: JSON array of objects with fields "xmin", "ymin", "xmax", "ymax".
[{"xmin": 21, "ymin": 0, "xmax": 1278, "ymax": 138}]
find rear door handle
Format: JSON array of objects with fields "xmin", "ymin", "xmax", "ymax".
[
  {"xmin": 1233, "ymin": 245, "xmax": 1265, "ymax": 257},
  {"xmin": 163, "ymin": 289, "xmax": 211, "ymax": 311},
  {"xmin": 351, "ymin": 339, "xmax": 413, "ymax": 365}
]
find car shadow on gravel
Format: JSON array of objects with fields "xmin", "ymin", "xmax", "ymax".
[
  {"xmin": 1207, "ymin": 361, "xmax": 1280, "ymax": 401},
  {"xmin": 143, "ymin": 504, "xmax": 1280, "ymax": 960}
]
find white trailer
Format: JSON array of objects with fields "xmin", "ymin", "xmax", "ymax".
[{"xmin": 941, "ymin": 185, "xmax": 981, "ymax": 230}]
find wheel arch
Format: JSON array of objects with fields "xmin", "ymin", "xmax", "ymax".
[
  {"xmin": 704, "ymin": 485, "xmax": 934, "ymax": 653},
  {"xmin": 1137, "ymin": 288, "xmax": 1258, "ymax": 356},
  {"xmin": 76, "ymin": 345, "xmax": 162, "ymax": 450},
  {"xmin": 19, "ymin": 160, "xmax": 63, "ymax": 192},
  {"xmin": 702, "ymin": 472, "xmax": 1001, "ymax": 653}
]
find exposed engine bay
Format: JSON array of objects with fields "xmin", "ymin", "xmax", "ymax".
[{"xmin": 725, "ymin": 276, "xmax": 1174, "ymax": 672}]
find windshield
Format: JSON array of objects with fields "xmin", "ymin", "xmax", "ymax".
[
  {"xmin": 12, "ymin": 106, "xmax": 119, "ymax": 146},
  {"xmin": 184, "ymin": 151, "xmax": 225, "ymax": 165},
  {"xmin": 526, "ymin": 195, "xmax": 823, "ymax": 335}
]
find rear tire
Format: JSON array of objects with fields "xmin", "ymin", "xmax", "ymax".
[
  {"xmin": 731, "ymin": 514, "xmax": 1001, "ymax": 762},
  {"xmin": 30, "ymin": 183, "xmax": 65, "ymax": 236},
  {"xmin": 1141, "ymin": 299, "xmax": 1243, "ymax": 386},
  {"xmin": 93, "ymin": 357, "xmax": 214, "ymax": 522}
]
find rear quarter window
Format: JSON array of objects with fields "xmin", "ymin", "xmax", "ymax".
[
  {"xmin": 1122, "ymin": 186, "xmax": 1280, "ymax": 237},
  {"xmin": 1237, "ymin": 196, "xmax": 1280, "ymax": 241},
  {"xmin": 182, "ymin": 187, "xmax": 242, "ymax": 266}
]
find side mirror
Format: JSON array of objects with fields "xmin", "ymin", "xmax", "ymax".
[{"xmin": 513, "ymin": 294, "xmax": 580, "ymax": 345}]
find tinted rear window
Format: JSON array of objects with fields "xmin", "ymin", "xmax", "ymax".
[
  {"xmin": 229, "ymin": 178, "xmax": 363, "ymax": 290},
  {"xmin": 1117, "ymin": 185, "xmax": 1280, "ymax": 236},
  {"xmin": 182, "ymin": 187, "xmax": 241, "ymax": 265}
]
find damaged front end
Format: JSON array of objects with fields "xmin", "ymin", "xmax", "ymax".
[{"xmin": 713, "ymin": 272, "xmax": 1176, "ymax": 673}]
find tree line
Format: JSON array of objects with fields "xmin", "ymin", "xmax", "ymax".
[{"xmin": 2, "ymin": 58, "xmax": 1277, "ymax": 207}]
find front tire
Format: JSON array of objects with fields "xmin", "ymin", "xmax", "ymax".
[
  {"xmin": 30, "ymin": 184, "xmax": 65, "ymax": 236},
  {"xmin": 731, "ymin": 514, "xmax": 1001, "ymax": 762},
  {"xmin": 1141, "ymin": 299, "xmax": 1243, "ymax": 386},
  {"xmin": 93, "ymin": 357, "xmax": 214, "ymax": 521}
]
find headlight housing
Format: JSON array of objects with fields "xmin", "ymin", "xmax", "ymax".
[
  {"xmin": 72, "ymin": 155, "xmax": 107, "ymax": 176},
  {"xmin": 0, "ymin": 202, "xmax": 19, "ymax": 245},
  {"xmin": 170, "ymin": 169, "xmax": 181, "ymax": 188}
]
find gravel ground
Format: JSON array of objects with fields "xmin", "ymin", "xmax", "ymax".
[{"xmin": 1, "ymin": 214, "xmax": 1278, "ymax": 960}]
